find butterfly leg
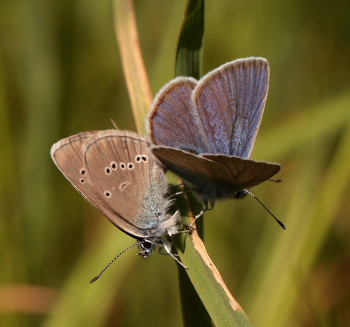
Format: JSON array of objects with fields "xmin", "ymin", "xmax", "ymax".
[
  {"xmin": 190, "ymin": 200, "xmax": 214, "ymax": 228},
  {"xmin": 162, "ymin": 242, "xmax": 188, "ymax": 269},
  {"xmin": 169, "ymin": 186, "xmax": 195, "ymax": 198},
  {"xmin": 174, "ymin": 225, "xmax": 195, "ymax": 234},
  {"xmin": 158, "ymin": 247, "xmax": 170, "ymax": 255}
]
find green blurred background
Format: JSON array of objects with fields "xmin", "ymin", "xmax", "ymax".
[{"xmin": 1, "ymin": 0, "xmax": 350, "ymax": 326}]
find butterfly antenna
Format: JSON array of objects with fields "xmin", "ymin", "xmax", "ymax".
[
  {"xmin": 90, "ymin": 243, "xmax": 138, "ymax": 284},
  {"xmin": 246, "ymin": 190, "xmax": 286, "ymax": 230}
]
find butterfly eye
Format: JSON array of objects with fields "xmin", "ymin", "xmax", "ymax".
[
  {"xmin": 120, "ymin": 163, "xmax": 126, "ymax": 169},
  {"xmin": 142, "ymin": 240, "xmax": 152, "ymax": 249},
  {"xmin": 104, "ymin": 191, "xmax": 112, "ymax": 198},
  {"xmin": 110, "ymin": 162, "xmax": 117, "ymax": 170},
  {"xmin": 141, "ymin": 155, "xmax": 148, "ymax": 162},
  {"xmin": 128, "ymin": 163, "xmax": 134, "ymax": 170},
  {"xmin": 80, "ymin": 179, "xmax": 85, "ymax": 184},
  {"xmin": 105, "ymin": 167, "xmax": 112, "ymax": 175},
  {"xmin": 139, "ymin": 239, "xmax": 153, "ymax": 252}
]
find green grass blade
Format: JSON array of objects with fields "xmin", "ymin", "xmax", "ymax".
[
  {"xmin": 175, "ymin": 0, "xmax": 204, "ymax": 79},
  {"xmin": 174, "ymin": 231, "xmax": 252, "ymax": 327},
  {"xmin": 173, "ymin": 1, "xmax": 252, "ymax": 326}
]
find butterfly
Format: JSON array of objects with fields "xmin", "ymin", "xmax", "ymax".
[
  {"xmin": 51, "ymin": 130, "xmax": 187, "ymax": 282},
  {"xmin": 148, "ymin": 57, "xmax": 281, "ymax": 222}
]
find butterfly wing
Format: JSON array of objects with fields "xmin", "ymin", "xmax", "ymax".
[
  {"xmin": 151, "ymin": 146, "xmax": 233, "ymax": 204},
  {"xmin": 51, "ymin": 131, "xmax": 100, "ymax": 209},
  {"xmin": 52, "ymin": 130, "xmax": 170, "ymax": 239},
  {"xmin": 203, "ymin": 154, "xmax": 281, "ymax": 191},
  {"xmin": 148, "ymin": 77, "xmax": 210, "ymax": 154},
  {"xmin": 192, "ymin": 57, "xmax": 269, "ymax": 157},
  {"xmin": 82, "ymin": 130, "xmax": 171, "ymax": 238},
  {"xmin": 152, "ymin": 146, "xmax": 280, "ymax": 202}
]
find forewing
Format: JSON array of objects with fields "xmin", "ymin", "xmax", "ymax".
[
  {"xmin": 193, "ymin": 57, "xmax": 269, "ymax": 157},
  {"xmin": 83, "ymin": 130, "xmax": 161, "ymax": 238},
  {"xmin": 148, "ymin": 77, "xmax": 210, "ymax": 153}
]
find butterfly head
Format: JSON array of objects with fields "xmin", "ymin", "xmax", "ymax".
[{"xmin": 136, "ymin": 239, "xmax": 156, "ymax": 259}]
